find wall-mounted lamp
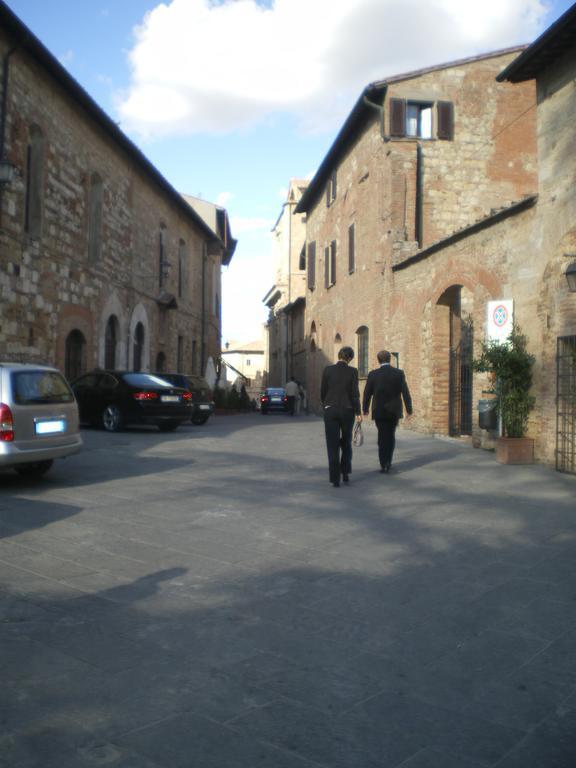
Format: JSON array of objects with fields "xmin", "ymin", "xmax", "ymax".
[
  {"xmin": 565, "ymin": 260, "xmax": 576, "ymax": 293},
  {"xmin": 0, "ymin": 161, "xmax": 15, "ymax": 185}
]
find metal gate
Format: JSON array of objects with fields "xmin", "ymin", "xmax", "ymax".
[
  {"xmin": 449, "ymin": 341, "xmax": 473, "ymax": 436},
  {"xmin": 557, "ymin": 335, "xmax": 576, "ymax": 474}
]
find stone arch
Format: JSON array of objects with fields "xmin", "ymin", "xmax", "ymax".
[
  {"xmin": 65, "ymin": 329, "xmax": 87, "ymax": 381},
  {"xmin": 128, "ymin": 303, "xmax": 150, "ymax": 372},
  {"xmin": 57, "ymin": 305, "xmax": 93, "ymax": 374},
  {"xmin": 99, "ymin": 293, "xmax": 127, "ymax": 369}
]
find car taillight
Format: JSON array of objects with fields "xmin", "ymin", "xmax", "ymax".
[
  {"xmin": 0, "ymin": 403, "xmax": 14, "ymax": 442},
  {"xmin": 283, "ymin": 396, "xmax": 288, "ymax": 402},
  {"xmin": 261, "ymin": 396, "xmax": 269, "ymax": 402},
  {"xmin": 133, "ymin": 391, "xmax": 159, "ymax": 401},
  {"xmin": 182, "ymin": 391, "xmax": 193, "ymax": 401}
]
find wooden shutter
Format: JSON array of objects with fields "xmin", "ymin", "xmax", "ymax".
[
  {"xmin": 331, "ymin": 171, "xmax": 337, "ymax": 202},
  {"xmin": 330, "ymin": 241, "xmax": 337, "ymax": 286},
  {"xmin": 307, "ymin": 242, "xmax": 316, "ymax": 290},
  {"xmin": 324, "ymin": 246, "xmax": 330, "ymax": 288},
  {"xmin": 437, "ymin": 101, "xmax": 454, "ymax": 140},
  {"xmin": 389, "ymin": 98, "xmax": 406, "ymax": 137},
  {"xmin": 348, "ymin": 224, "xmax": 355, "ymax": 273},
  {"xmin": 326, "ymin": 182, "xmax": 331, "ymax": 207}
]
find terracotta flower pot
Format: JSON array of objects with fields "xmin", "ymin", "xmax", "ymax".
[{"xmin": 496, "ymin": 437, "xmax": 534, "ymax": 465}]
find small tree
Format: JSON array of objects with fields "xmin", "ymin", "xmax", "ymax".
[
  {"xmin": 473, "ymin": 326, "xmax": 535, "ymax": 438},
  {"xmin": 239, "ymin": 384, "xmax": 251, "ymax": 411},
  {"xmin": 227, "ymin": 387, "xmax": 240, "ymax": 410}
]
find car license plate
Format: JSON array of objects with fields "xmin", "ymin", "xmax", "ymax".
[
  {"xmin": 272, "ymin": 398, "xmax": 281, "ymax": 402},
  {"xmin": 35, "ymin": 419, "xmax": 65, "ymax": 435},
  {"xmin": 161, "ymin": 395, "xmax": 179, "ymax": 403},
  {"xmin": 199, "ymin": 404, "xmax": 210, "ymax": 410}
]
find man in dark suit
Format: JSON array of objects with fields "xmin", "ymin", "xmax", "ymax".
[
  {"xmin": 362, "ymin": 350, "xmax": 413, "ymax": 473},
  {"xmin": 321, "ymin": 346, "xmax": 362, "ymax": 487}
]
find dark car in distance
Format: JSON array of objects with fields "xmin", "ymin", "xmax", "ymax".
[
  {"xmin": 260, "ymin": 387, "xmax": 288, "ymax": 415},
  {"xmin": 152, "ymin": 373, "xmax": 215, "ymax": 425},
  {"xmin": 72, "ymin": 371, "xmax": 192, "ymax": 432}
]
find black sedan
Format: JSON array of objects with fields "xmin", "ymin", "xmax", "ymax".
[
  {"xmin": 260, "ymin": 387, "xmax": 288, "ymax": 414},
  {"xmin": 72, "ymin": 371, "xmax": 193, "ymax": 432},
  {"xmin": 152, "ymin": 372, "xmax": 215, "ymax": 425}
]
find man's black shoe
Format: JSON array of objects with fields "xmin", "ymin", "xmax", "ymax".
[
  {"xmin": 332, "ymin": 481, "xmax": 340, "ymax": 487},
  {"xmin": 342, "ymin": 473, "xmax": 349, "ymax": 483}
]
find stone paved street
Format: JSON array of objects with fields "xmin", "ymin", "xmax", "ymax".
[{"xmin": 1, "ymin": 413, "xmax": 576, "ymax": 768}]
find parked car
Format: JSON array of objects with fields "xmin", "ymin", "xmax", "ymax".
[
  {"xmin": 71, "ymin": 371, "xmax": 192, "ymax": 432},
  {"xmin": 0, "ymin": 362, "xmax": 82, "ymax": 477},
  {"xmin": 152, "ymin": 372, "xmax": 215, "ymax": 425},
  {"xmin": 260, "ymin": 387, "xmax": 289, "ymax": 414}
]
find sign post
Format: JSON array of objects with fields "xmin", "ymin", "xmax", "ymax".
[{"xmin": 487, "ymin": 300, "xmax": 513, "ymax": 344}]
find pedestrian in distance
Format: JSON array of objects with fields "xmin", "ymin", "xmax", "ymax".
[
  {"xmin": 362, "ymin": 350, "xmax": 413, "ymax": 473},
  {"xmin": 321, "ymin": 346, "xmax": 362, "ymax": 487},
  {"xmin": 298, "ymin": 381, "xmax": 308, "ymax": 415},
  {"xmin": 284, "ymin": 377, "xmax": 299, "ymax": 416}
]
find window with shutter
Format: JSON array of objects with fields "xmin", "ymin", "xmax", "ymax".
[
  {"xmin": 437, "ymin": 101, "xmax": 454, "ymax": 140},
  {"xmin": 330, "ymin": 240, "xmax": 337, "ymax": 286},
  {"xmin": 389, "ymin": 98, "xmax": 406, "ymax": 137},
  {"xmin": 307, "ymin": 242, "xmax": 316, "ymax": 290},
  {"xmin": 348, "ymin": 224, "xmax": 355, "ymax": 273},
  {"xmin": 324, "ymin": 246, "xmax": 330, "ymax": 288}
]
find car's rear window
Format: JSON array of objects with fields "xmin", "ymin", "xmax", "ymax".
[
  {"xmin": 12, "ymin": 370, "xmax": 74, "ymax": 404},
  {"xmin": 123, "ymin": 374, "xmax": 174, "ymax": 388},
  {"xmin": 267, "ymin": 389, "xmax": 285, "ymax": 396}
]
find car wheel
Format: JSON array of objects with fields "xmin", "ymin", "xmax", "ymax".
[
  {"xmin": 102, "ymin": 405, "xmax": 123, "ymax": 432},
  {"xmin": 15, "ymin": 459, "xmax": 54, "ymax": 478},
  {"xmin": 157, "ymin": 420, "xmax": 180, "ymax": 432},
  {"xmin": 191, "ymin": 415, "xmax": 209, "ymax": 425}
]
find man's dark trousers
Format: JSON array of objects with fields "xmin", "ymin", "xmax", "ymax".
[
  {"xmin": 286, "ymin": 396, "xmax": 296, "ymax": 415},
  {"xmin": 324, "ymin": 407, "xmax": 355, "ymax": 483},
  {"xmin": 375, "ymin": 415, "xmax": 398, "ymax": 469}
]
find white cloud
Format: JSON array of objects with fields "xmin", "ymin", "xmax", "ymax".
[
  {"xmin": 118, "ymin": 0, "xmax": 548, "ymax": 137},
  {"xmin": 216, "ymin": 191, "xmax": 233, "ymax": 206}
]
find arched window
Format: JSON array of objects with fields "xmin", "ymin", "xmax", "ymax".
[
  {"xmin": 65, "ymin": 330, "xmax": 86, "ymax": 381},
  {"xmin": 156, "ymin": 351, "xmax": 166, "ymax": 372},
  {"xmin": 104, "ymin": 315, "xmax": 119, "ymax": 369},
  {"xmin": 88, "ymin": 172, "xmax": 103, "ymax": 263},
  {"xmin": 356, "ymin": 326, "xmax": 369, "ymax": 377},
  {"xmin": 310, "ymin": 321, "xmax": 317, "ymax": 336},
  {"xmin": 133, "ymin": 322, "xmax": 145, "ymax": 372},
  {"xmin": 333, "ymin": 333, "xmax": 342, "ymax": 363},
  {"xmin": 25, "ymin": 124, "xmax": 45, "ymax": 238}
]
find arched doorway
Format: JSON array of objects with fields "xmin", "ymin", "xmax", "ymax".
[
  {"xmin": 65, "ymin": 330, "xmax": 86, "ymax": 381},
  {"xmin": 156, "ymin": 351, "xmax": 166, "ymax": 372},
  {"xmin": 104, "ymin": 315, "xmax": 119, "ymax": 370},
  {"xmin": 133, "ymin": 322, "xmax": 145, "ymax": 372},
  {"xmin": 433, "ymin": 286, "xmax": 473, "ymax": 436}
]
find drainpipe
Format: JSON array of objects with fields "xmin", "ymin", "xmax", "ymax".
[
  {"xmin": 416, "ymin": 143, "xmax": 424, "ymax": 248},
  {"xmin": 201, "ymin": 244, "xmax": 206, "ymax": 376}
]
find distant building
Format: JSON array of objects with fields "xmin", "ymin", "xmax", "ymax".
[
  {"xmin": 0, "ymin": 2, "xmax": 233, "ymax": 380},
  {"xmin": 221, "ymin": 338, "xmax": 266, "ymax": 400},
  {"xmin": 263, "ymin": 179, "xmax": 308, "ymax": 387}
]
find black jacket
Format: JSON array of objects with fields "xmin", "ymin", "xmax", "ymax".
[
  {"xmin": 321, "ymin": 361, "xmax": 361, "ymax": 415},
  {"xmin": 362, "ymin": 364, "xmax": 413, "ymax": 420}
]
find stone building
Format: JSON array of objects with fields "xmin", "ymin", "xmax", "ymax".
[
  {"xmin": 263, "ymin": 179, "xmax": 308, "ymax": 387},
  {"xmin": 221, "ymin": 338, "xmax": 266, "ymax": 401},
  {"xmin": 295, "ymin": 47, "xmax": 537, "ymax": 427},
  {"xmin": 0, "ymin": 2, "xmax": 234, "ymax": 381}
]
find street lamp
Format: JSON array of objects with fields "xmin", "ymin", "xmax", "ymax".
[{"xmin": 565, "ymin": 260, "xmax": 576, "ymax": 293}]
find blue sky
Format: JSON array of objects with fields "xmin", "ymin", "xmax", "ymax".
[{"xmin": 6, "ymin": 0, "xmax": 574, "ymax": 344}]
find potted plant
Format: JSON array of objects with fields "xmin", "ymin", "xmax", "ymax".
[{"xmin": 473, "ymin": 326, "xmax": 536, "ymax": 464}]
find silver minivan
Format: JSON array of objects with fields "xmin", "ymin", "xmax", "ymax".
[{"xmin": 0, "ymin": 363, "xmax": 82, "ymax": 477}]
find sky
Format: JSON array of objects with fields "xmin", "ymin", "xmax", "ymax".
[{"xmin": 6, "ymin": 0, "xmax": 575, "ymax": 345}]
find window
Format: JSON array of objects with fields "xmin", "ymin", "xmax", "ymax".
[
  {"xmin": 325, "ymin": 241, "xmax": 336, "ymax": 288},
  {"xmin": 104, "ymin": 315, "xmax": 119, "ymax": 369},
  {"xmin": 133, "ymin": 322, "xmax": 145, "ymax": 372},
  {"xmin": 88, "ymin": 173, "xmax": 103, "ymax": 263},
  {"xmin": 357, "ymin": 326, "xmax": 369, "ymax": 377},
  {"xmin": 348, "ymin": 224, "xmax": 355, "ymax": 273},
  {"xmin": 298, "ymin": 245, "xmax": 306, "ymax": 271},
  {"xmin": 25, "ymin": 124, "xmax": 45, "ymax": 238},
  {"xmin": 65, "ymin": 330, "xmax": 86, "ymax": 381},
  {"xmin": 159, "ymin": 225, "xmax": 167, "ymax": 288},
  {"xmin": 307, "ymin": 241, "xmax": 316, "ymax": 291},
  {"xmin": 389, "ymin": 98, "xmax": 454, "ymax": 140},
  {"xmin": 177, "ymin": 335, "xmax": 184, "ymax": 372},
  {"xmin": 326, "ymin": 170, "xmax": 337, "ymax": 207}
]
